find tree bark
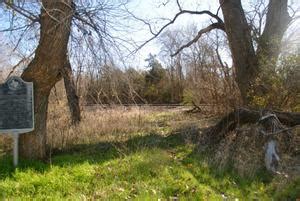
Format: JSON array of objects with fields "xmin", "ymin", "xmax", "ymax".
[
  {"xmin": 20, "ymin": 0, "xmax": 73, "ymax": 160},
  {"xmin": 62, "ymin": 58, "xmax": 81, "ymax": 125},
  {"xmin": 220, "ymin": 0, "xmax": 291, "ymax": 105},
  {"xmin": 256, "ymin": 0, "xmax": 292, "ymax": 63},
  {"xmin": 220, "ymin": 0, "xmax": 258, "ymax": 104}
]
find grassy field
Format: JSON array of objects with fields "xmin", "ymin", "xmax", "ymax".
[{"xmin": 0, "ymin": 106, "xmax": 299, "ymax": 200}]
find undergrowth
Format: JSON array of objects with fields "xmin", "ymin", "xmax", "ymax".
[{"xmin": 0, "ymin": 107, "xmax": 299, "ymax": 200}]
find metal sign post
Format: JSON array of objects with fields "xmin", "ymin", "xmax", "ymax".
[
  {"xmin": 0, "ymin": 76, "xmax": 34, "ymax": 167},
  {"xmin": 12, "ymin": 132, "xmax": 19, "ymax": 167}
]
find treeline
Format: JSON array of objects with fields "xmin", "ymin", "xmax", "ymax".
[
  {"xmin": 83, "ymin": 54, "xmax": 184, "ymax": 105},
  {"xmin": 80, "ymin": 36, "xmax": 240, "ymax": 113},
  {"xmin": 71, "ymin": 27, "xmax": 299, "ymax": 112},
  {"xmin": 80, "ymin": 51, "xmax": 299, "ymax": 112},
  {"xmin": 29, "ymin": 26, "xmax": 297, "ymax": 114}
]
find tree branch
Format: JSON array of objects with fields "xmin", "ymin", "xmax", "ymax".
[
  {"xmin": 135, "ymin": 9, "xmax": 224, "ymax": 53},
  {"xmin": 171, "ymin": 22, "xmax": 225, "ymax": 57},
  {"xmin": 176, "ymin": 0, "xmax": 182, "ymax": 11},
  {"xmin": 4, "ymin": 1, "xmax": 39, "ymax": 23},
  {"xmin": 6, "ymin": 51, "xmax": 34, "ymax": 79}
]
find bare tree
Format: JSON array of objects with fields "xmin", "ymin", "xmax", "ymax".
[
  {"xmin": 159, "ymin": 29, "xmax": 185, "ymax": 103},
  {"xmin": 137, "ymin": 0, "xmax": 296, "ymax": 105},
  {"xmin": 0, "ymin": 0, "xmax": 133, "ymax": 159},
  {"xmin": 1, "ymin": 1, "xmax": 81, "ymax": 126},
  {"xmin": 16, "ymin": 0, "xmax": 74, "ymax": 159}
]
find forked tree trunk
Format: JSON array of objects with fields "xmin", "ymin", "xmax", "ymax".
[
  {"xmin": 20, "ymin": 0, "xmax": 73, "ymax": 159},
  {"xmin": 62, "ymin": 58, "xmax": 81, "ymax": 125},
  {"xmin": 220, "ymin": 0, "xmax": 291, "ymax": 105},
  {"xmin": 256, "ymin": 0, "xmax": 292, "ymax": 63}
]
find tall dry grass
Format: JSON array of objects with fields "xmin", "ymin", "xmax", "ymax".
[
  {"xmin": 46, "ymin": 80, "xmax": 196, "ymax": 151},
  {"xmin": 48, "ymin": 103, "xmax": 167, "ymax": 150},
  {"xmin": 0, "ymin": 81, "xmax": 199, "ymax": 155}
]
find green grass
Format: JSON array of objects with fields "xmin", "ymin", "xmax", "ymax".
[
  {"xmin": 1, "ymin": 132, "xmax": 299, "ymax": 200},
  {"xmin": 0, "ymin": 110, "xmax": 299, "ymax": 200}
]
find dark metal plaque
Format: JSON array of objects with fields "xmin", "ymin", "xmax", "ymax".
[{"xmin": 0, "ymin": 76, "xmax": 34, "ymax": 133}]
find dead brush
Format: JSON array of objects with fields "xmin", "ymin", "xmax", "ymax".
[
  {"xmin": 208, "ymin": 124, "xmax": 300, "ymax": 177},
  {"xmin": 0, "ymin": 135, "xmax": 12, "ymax": 154},
  {"xmin": 47, "ymin": 102, "xmax": 177, "ymax": 151}
]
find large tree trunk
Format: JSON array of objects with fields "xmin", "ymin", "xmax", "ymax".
[
  {"xmin": 220, "ymin": 0, "xmax": 258, "ymax": 104},
  {"xmin": 220, "ymin": 0, "xmax": 291, "ymax": 105},
  {"xmin": 256, "ymin": 0, "xmax": 292, "ymax": 65},
  {"xmin": 20, "ymin": 0, "xmax": 73, "ymax": 160},
  {"xmin": 62, "ymin": 58, "xmax": 81, "ymax": 125}
]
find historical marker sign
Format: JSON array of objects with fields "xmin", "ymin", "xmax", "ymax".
[{"xmin": 0, "ymin": 76, "xmax": 34, "ymax": 133}]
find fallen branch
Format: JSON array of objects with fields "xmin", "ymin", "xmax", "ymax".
[
  {"xmin": 186, "ymin": 101, "xmax": 202, "ymax": 113},
  {"xmin": 207, "ymin": 108, "xmax": 300, "ymax": 145},
  {"xmin": 204, "ymin": 108, "xmax": 300, "ymax": 173}
]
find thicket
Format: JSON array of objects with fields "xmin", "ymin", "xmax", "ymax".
[
  {"xmin": 82, "ymin": 50, "xmax": 299, "ymax": 113},
  {"xmin": 84, "ymin": 54, "xmax": 182, "ymax": 105}
]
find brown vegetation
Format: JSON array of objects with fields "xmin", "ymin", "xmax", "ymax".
[
  {"xmin": 0, "ymin": 0, "xmax": 299, "ymax": 179},
  {"xmin": 46, "ymin": 86, "xmax": 199, "ymax": 152}
]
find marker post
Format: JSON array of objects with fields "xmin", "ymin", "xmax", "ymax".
[{"xmin": 12, "ymin": 132, "xmax": 19, "ymax": 167}]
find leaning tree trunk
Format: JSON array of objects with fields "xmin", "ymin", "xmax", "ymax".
[
  {"xmin": 20, "ymin": 0, "xmax": 73, "ymax": 160},
  {"xmin": 62, "ymin": 58, "xmax": 81, "ymax": 125},
  {"xmin": 220, "ymin": 0, "xmax": 258, "ymax": 104}
]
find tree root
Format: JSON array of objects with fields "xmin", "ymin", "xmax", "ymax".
[
  {"xmin": 206, "ymin": 108, "xmax": 300, "ymax": 145},
  {"xmin": 204, "ymin": 108, "xmax": 300, "ymax": 172}
]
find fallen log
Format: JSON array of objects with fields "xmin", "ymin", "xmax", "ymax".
[
  {"xmin": 205, "ymin": 108, "xmax": 300, "ymax": 173},
  {"xmin": 186, "ymin": 101, "xmax": 202, "ymax": 113},
  {"xmin": 207, "ymin": 108, "xmax": 300, "ymax": 145}
]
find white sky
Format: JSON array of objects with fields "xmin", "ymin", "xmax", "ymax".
[
  {"xmin": 0, "ymin": 0, "xmax": 299, "ymax": 71},
  {"xmin": 126, "ymin": 0, "xmax": 221, "ymax": 68},
  {"xmin": 126, "ymin": 0, "xmax": 300, "ymax": 68}
]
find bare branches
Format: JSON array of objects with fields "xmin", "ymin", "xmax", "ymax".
[
  {"xmin": 125, "ymin": 7, "xmax": 156, "ymax": 35},
  {"xmin": 176, "ymin": 0, "xmax": 182, "ymax": 11},
  {"xmin": 6, "ymin": 51, "xmax": 34, "ymax": 79},
  {"xmin": 4, "ymin": 1, "xmax": 39, "ymax": 23},
  {"xmin": 171, "ymin": 22, "xmax": 225, "ymax": 57},
  {"xmin": 136, "ymin": 9, "xmax": 224, "ymax": 54},
  {"xmin": 69, "ymin": 0, "xmax": 137, "ymax": 67},
  {"xmin": 245, "ymin": 0, "xmax": 268, "ymax": 41}
]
